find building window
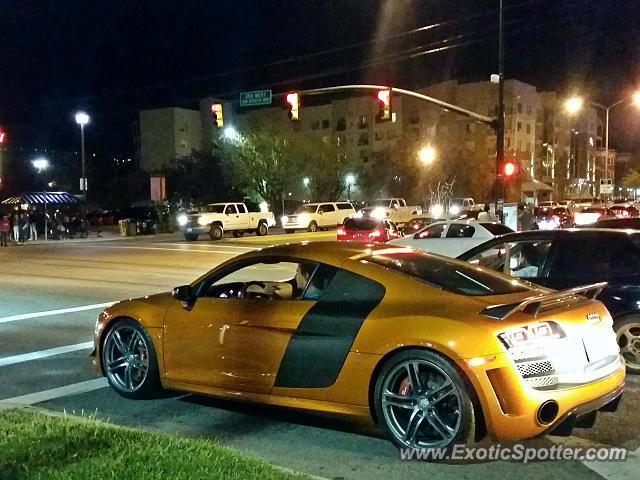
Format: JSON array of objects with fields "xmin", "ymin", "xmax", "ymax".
[
  {"xmin": 375, "ymin": 131, "xmax": 383, "ymax": 141},
  {"xmin": 517, "ymin": 122, "xmax": 522, "ymax": 132},
  {"xmin": 526, "ymin": 124, "xmax": 531, "ymax": 134},
  {"xmin": 526, "ymin": 105, "xmax": 532, "ymax": 115},
  {"xmin": 311, "ymin": 120, "xmax": 320, "ymax": 130},
  {"xmin": 336, "ymin": 118, "xmax": 347, "ymax": 131},
  {"xmin": 409, "ymin": 110, "xmax": 420, "ymax": 124},
  {"xmin": 322, "ymin": 119, "xmax": 330, "ymax": 129},
  {"xmin": 357, "ymin": 133, "xmax": 369, "ymax": 146},
  {"xmin": 517, "ymin": 103, "xmax": 523, "ymax": 114},
  {"xmin": 357, "ymin": 115, "xmax": 367, "ymax": 129}
]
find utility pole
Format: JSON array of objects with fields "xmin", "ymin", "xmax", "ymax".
[{"xmin": 495, "ymin": 0, "xmax": 505, "ymax": 222}]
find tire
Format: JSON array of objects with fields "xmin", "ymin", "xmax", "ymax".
[
  {"xmin": 256, "ymin": 222, "xmax": 268, "ymax": 236},
  {"xmin": 615, "ymin": 316, "xmax": 640, "ymax": 374},
  {"xmin": 101, "ymin": 318, "xmax": 160, "ymax": 399},
  {"xmin": 307, "ymin": 221, "xmax": 319, "ymax": 233},
  {"xmin": 184, "ymin": 233, "xmax": 198, "ymax": 242},
  {"xmin": 209, "ymin": 224, "xmax": 224, "ymax": 241},
  {"xmin": 373, "ymin": 349, "xmax": 476, "ymax": 453},
  {"xmin": 285, "ymin": 229, "xmax": 295, "ymax": 234}
]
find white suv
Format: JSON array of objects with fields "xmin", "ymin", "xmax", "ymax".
[{"xmin": 282, "ymin": 202, "xmax": 355, "ymax": 233}]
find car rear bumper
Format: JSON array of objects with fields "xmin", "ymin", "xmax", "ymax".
[{"xmin": 467, "ymin": 353, "xmax": 626, "ymax": 441}]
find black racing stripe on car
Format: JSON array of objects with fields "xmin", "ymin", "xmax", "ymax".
[{"xmin": 274, "ymin": 269, "xmax": 385, "ymax": 388}]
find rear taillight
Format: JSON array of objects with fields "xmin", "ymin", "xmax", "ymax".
[
  {"xmin": 337, "ymin": 227, "xmax": 346, "ymax": 236},
  {"xmin": 552, "ymin": 215, "xmax": 560, "ymax": 225}
]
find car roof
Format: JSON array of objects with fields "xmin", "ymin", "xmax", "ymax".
[{"xmin": 248, "ymin": 241, "xmax": 405, "ymax": 265}]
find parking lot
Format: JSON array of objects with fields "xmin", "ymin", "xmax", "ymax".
[{"xmin": 1, "ymin": 232, "xmax": 639, "ymax": 479}]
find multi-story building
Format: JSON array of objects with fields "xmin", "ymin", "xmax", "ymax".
[{"xmin": 138, "ymin": 107, "xmax": 201, "ymax": 173}]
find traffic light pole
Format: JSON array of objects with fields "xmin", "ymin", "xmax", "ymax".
[{"xmin": 495, "ymin": 0, "xmax": 505, "ymax": 222}]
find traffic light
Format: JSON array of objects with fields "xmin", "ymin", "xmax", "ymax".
[
  {"xmin": 211, "ymin": 103, "xmax": 224, "ymax": 128},
  {"xmin": 0, "ymin": 127, "xmax": 6, "ymax": 144},
  {"xmin": 502, "ymin": 159, "xmax": 518, "ymax": 178},
  {"xmin": 286, "ymin": 92, "xmax": 300, "ymax": 121},
  {"xmin": 376, "ymin": 89, "xmax": 392, "ymax": 121}
]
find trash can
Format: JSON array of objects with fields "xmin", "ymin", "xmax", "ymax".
[
  {"xmin": 118, "ymin": 219, "xmax": 129, "ymax": 237},
  {"xmin": 127, "ymin": 220, "xmax": 137, "ymax": 236}
]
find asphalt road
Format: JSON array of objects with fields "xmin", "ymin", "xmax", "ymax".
[{"xmin": 1, "ymin": 231, "xmax": 639, "ymax": 480}]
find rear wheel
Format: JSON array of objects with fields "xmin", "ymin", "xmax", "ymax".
[
  {"xmin": 256, "ymin": 222, "xmax": 268, "ymax": 236},
  {"xmin": 308, "ymin": 221, "xmax": 318, "ymax": 233},
  {"xmin": 374, "ymin": 349, "xmax": 475, "ymax": 453},
  {"xmin": 102, "ymin": 318, "xmax": 160, "ymax": 399},
  {"xmin": 616, "ymin": 317, "xmax": 640, "ymax": 373},
  {"xmin": 209, "ymin": 224, "xmax": 224, "ymax": 241},
  {"xmin": 184, "ymin": 233, "xmax": 198, "ymax": 242}
]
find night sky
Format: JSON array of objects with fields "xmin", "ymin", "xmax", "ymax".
[{"xmin": 1, "ymin": 0, "xmax": 639, "ymax": 156}]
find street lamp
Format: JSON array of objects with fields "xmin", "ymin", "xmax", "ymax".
[
  {"xmin": 303, "ymin": 177, "xmax": 310, "ymax": 187},
  {"xmin": 345, "ymin": 174, "xmax": 355, "ymax": 200},
  {"xmin": 223, "ymin": 126, "xmax": 238, "ymax": 141},
  {"xmin": 564, "ymin": 96, "xmax": 584, "ymax": 115},
  {"xmin": 418, "ymin": 145, "xmax": 436, "ymax": 165},
  {"xmin": 31, "ymin": 157, "xmax": 50, "ymax": 242},
  {"xmin": 74, "ymin": 111, "xmax": 90, "ymax": 198}
]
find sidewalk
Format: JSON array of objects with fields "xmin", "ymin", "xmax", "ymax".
[{"xmin": 5, "ymin": 230, "xmax": 181, "ymax": 246}]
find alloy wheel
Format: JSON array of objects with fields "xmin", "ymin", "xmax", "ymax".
[
  {"xmin": 103, "ymin": 325, "xmax": 150, "ymax": 393},
  {"xmin": 381, "ymin": 359, "xmax": 462, "ymax": 448},
  {"xmin": 617, "ymin": 323, "xmax": 640, "ymax": 370}
]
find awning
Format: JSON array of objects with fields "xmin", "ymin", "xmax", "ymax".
[
  {"xmin": 521, "ymin": 180, "xmax": 553, "ymax": 192},
  {"xmin": 1, "ymin": 192, "xmax": 79, "ymax": 205}
]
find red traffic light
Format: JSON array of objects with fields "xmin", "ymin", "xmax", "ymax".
[
  {"xmin": 211, "ymin": 103, "xmax": 223, "ymax": 128},
  {"xmin": 376, "ymin": 89, "xmax": 391, "ymax": 121},
  {"xmin": 286, "ymin": 92, "xmax": 300, "ymax": 121},
  {"xmin": 0, "ymin": 129, "xmax": 5, "ymax": 144},
  {"xmin": 502, "ymin": 160, "xmax": 518, "ymax": 177}
]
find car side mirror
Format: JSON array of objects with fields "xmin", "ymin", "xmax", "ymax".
[{"xmin": 172, "ymin": 285, "xmax": 194, "ymax": 303}]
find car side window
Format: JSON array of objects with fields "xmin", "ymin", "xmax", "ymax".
[
  {"xmin": 319, "ymin": 204, "xmax": 335, "ymax": 213},
  {"xmin": 237, "ymin": 204, "xmax": 247, "ymax": 213},
  {"xmin": 224, "ymin": 204, "xmax": 237, "ymax": 215},
  {"xmin": 446, "ymin": 224, "xmax": 475, "ymax": 238},
  {"xmin": 466, "ymin": 240, "xmax": 553, "ymax": 280},
  {"xmin": 416, "ymin": 223, "xmax": 445, "ymax": 239}
]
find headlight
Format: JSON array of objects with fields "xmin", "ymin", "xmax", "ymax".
[
  {"xmin": 498, "ymin": 321, "xmax": 565, "ymax": 349},
  {"xmin": 449, "ymin": 205, "xmax": 460, "ymax": 215},
  {"xmin": 197, "ymin": 216, "xmax": 210, "ymax": 226},
  {"xmin": 371, "ymin": 207, "xmax": 387, "ymax": 220},
  {"xmin": 281, "ymin": 215, "xmax": 288, "ymax": 224},
  {"xmin": 430, "ymin": 204, "xmax": 444, "ymax": 218},
  {"xmin": 177, "ymin": 215, "xmax": 188, "ymax": 226},
  {"xmin": 298, "ymin": 213, "xmax": 310, "ymax": 224}
]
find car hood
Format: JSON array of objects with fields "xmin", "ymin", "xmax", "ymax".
[{"xmin": 102, "ymin": 292, "xmax": 174, "ymax": 328}]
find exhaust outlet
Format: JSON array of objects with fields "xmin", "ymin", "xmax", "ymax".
[{"xmin": 537, "ymin": 400, "xmax": 559, "ymax": 425}]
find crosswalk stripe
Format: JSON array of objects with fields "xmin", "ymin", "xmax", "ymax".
[{"xmin": 0, "ymin": 342, "xmax": 94, "ymax": 367}]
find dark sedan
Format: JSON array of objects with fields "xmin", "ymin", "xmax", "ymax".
[
  {"xmin": 458, "ymin": 229, "xmax": 640, "ymax": 373},
  {"xmin": 534, "ymin": 206, "xmax": 575, "ymax": 230}
]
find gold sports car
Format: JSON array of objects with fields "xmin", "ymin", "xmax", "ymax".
[{"xmin": 94, "ymin": 242, "xmax": 624, "ymax": 450}]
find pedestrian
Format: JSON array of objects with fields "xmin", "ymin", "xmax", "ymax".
[
  {"xmin": 517, "ymin": 203, "xmax": 536, "ymax": 231},
  {"xmin": 20, "ymin": 213, "xmax": 28, "ymax": 243},
  {"xmin": 11, "ymin": 211, "xmax": 20, "ymax": 244},
  {"xmin": 477, "ymin": 203, "xmax": 493, "ymax": 222},
  {"xmin": 0, "ymin": 215, "xmax": 10, "ymax": 246},
  {"xmin": 28, "ymin": 210, "xmax": 38, "ymax": 241}
]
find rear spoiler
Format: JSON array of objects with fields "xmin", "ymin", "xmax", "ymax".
[{"xmin": 480, "ymin": 282, "xmax": 607, "ymax": 320}]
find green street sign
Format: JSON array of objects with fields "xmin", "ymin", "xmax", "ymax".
[{"xmin": 240, "ymin": 90, "xmax": 272, "ymax": 107}]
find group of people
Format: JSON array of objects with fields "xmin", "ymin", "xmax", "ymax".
[{"xmin": 0, "ymin": 211, "xmax": 39, "ymax": 246}]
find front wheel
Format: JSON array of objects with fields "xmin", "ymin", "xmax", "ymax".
[
  {"xmin": 308, "ymin": 221, "xmax": 319, "ymax": 233},
  {"xmin": 374, "ymin": 349, "xmax": 475, "ymax": 452},
  {"xmin": 616, "ymin": 317, "xmax": 640, "ymax": 373},
  {"xmin": 184, "ymin": 233, "xmax": 198, "ymax": 242},
  {"xmin": 256, "ymin": 222, "xmax": 268, "ymax": 236},
  {"xmin": 209, "ymin": 224, "xmax": 224, "ymax": 241},
  {"xmin": 102, "ymin": 318, "xmax": 160, "ymax": 399}
]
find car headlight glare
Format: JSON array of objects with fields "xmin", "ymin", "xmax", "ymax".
[
  {"xmin": 197, "ymin": 216, "xmax": 210, "ymax": 226},
  {"xmin": 430, "ymin": 204, "xmax": 444, "ymax": 218},
  {"xmin": 298, "ymin": 213, "xmax": 310, "ymax": 224},
  {"xmin": 371, "ymin": 207, "xmax": 387, "ymax": 220},
  {"xmin": 177, "ymin": 215, "xmax": 188, "ymax": 226},
  {"xmin": 449, "ymin": 205, "xmax": 461, "ymax": 215}
]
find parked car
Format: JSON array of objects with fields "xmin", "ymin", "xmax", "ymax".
[
  {"xmin": 580, "ymin": 217, "xmax": 640, "ymax": 229},
  {"xmin": 118, "ymin": 206, "xmax": 160, "ymax": 235},
  {"xmin": 400, "ymin": 216, "xmax": 434, "ymax": 234},
  {"xmin": 337, "ymin": 217, "xmax": 402, "ymax": 242},
  {"xmin": 282, "ymin": 202, "xmax": 355, "ymax": 233},
  {"xmin": 448, "ymin": 197, "xmax": 478, "ymax": 216},
  {"xmin": 94, "ymin": 241, "xmax": 623, "ymax": 450},
  {"xmin": 369, "ymin": 197, "xmax": 422, "ymax": 224},
  {"xmin": 389, "ymin": 220, "xmax": 513, "ymax": 257},
  {"xmin": 458, "ymin": 229, "xmax": 640, "ymax": 373},
  {"xmin": 177, "ymin": 202, "xmax": 276, "ymax": 241},
  {"xmin": 534, "ymin": 206, "xmax": 575, "ymax": 230},
  {"xmin": 538, "ymin": 201, "xmax": 561, "ymax": 208},
  {"xmin": 609, "ymin": 203, "xmax": 639, "ymax": 219},
  {"xmin": 574, "ymin": 206, "xmax": 615, "ymax": 226}
]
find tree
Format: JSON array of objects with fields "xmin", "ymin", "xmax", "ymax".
[
  {"xmin": 221, "ymin": 126, "xmax": 302, "ymax": 214},
  {"xmin": 622, "ymin": 168, "xmax": 640, "ymax": 190}
]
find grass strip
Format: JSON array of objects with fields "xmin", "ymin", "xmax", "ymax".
[{"xmin": 0, "ymin": 408, "xmax": 307, "ymax": 480}]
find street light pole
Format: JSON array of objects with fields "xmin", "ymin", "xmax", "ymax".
[
  {"xmin": 80, "ymin": 122, "xmax": 86, "ymax": 198},
  {"xmin": 495, "ymin": 0, "xmax": 505, "ymax": 221}
]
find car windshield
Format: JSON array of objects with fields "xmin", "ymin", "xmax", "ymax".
[
  {"xmin": 206, "ymin": 205, "xmax": 226, "ymax": 213},
  {"xmin": 344, "ymin": 218, "xmax": 380, "ymax": 230},
  {"xmin": 366, "ymin": 252, "xmax": 529, "ymax": 296},
  {"xmin": 295, "ymin": 205, "xmax": 317, "ymax": 214},
  {"xmin": 372, "ymin": 199, "xmax": 391, "ymax": 207}
]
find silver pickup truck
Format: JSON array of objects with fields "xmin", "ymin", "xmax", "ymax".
[{"xmin": 177, "ymin": 202, "xmax": 276, "ymax": 241}]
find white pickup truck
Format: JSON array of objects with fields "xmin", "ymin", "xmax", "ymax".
[
  {"xmin": 177, "ymin": 202, "xmax": 276, "ymax": 241},
  {"xmin": 368, "ymin": 198, "xmax": 422, "ymax": 224}
]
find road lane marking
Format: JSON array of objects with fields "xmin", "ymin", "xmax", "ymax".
[
  {"xmin": 0, "ymin": 302, "xmax": 114, "ymax": 324},
  {"xmin": 0, "ymin": 342, "xmax": 93, "ymax": 367},
  {"xmin": 77, "ymin": 245, "xmax": 252, "ymax": 254},
  {"xmin": 0, "ymin": 378, "xmax": 108, "ymax": 407}
]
